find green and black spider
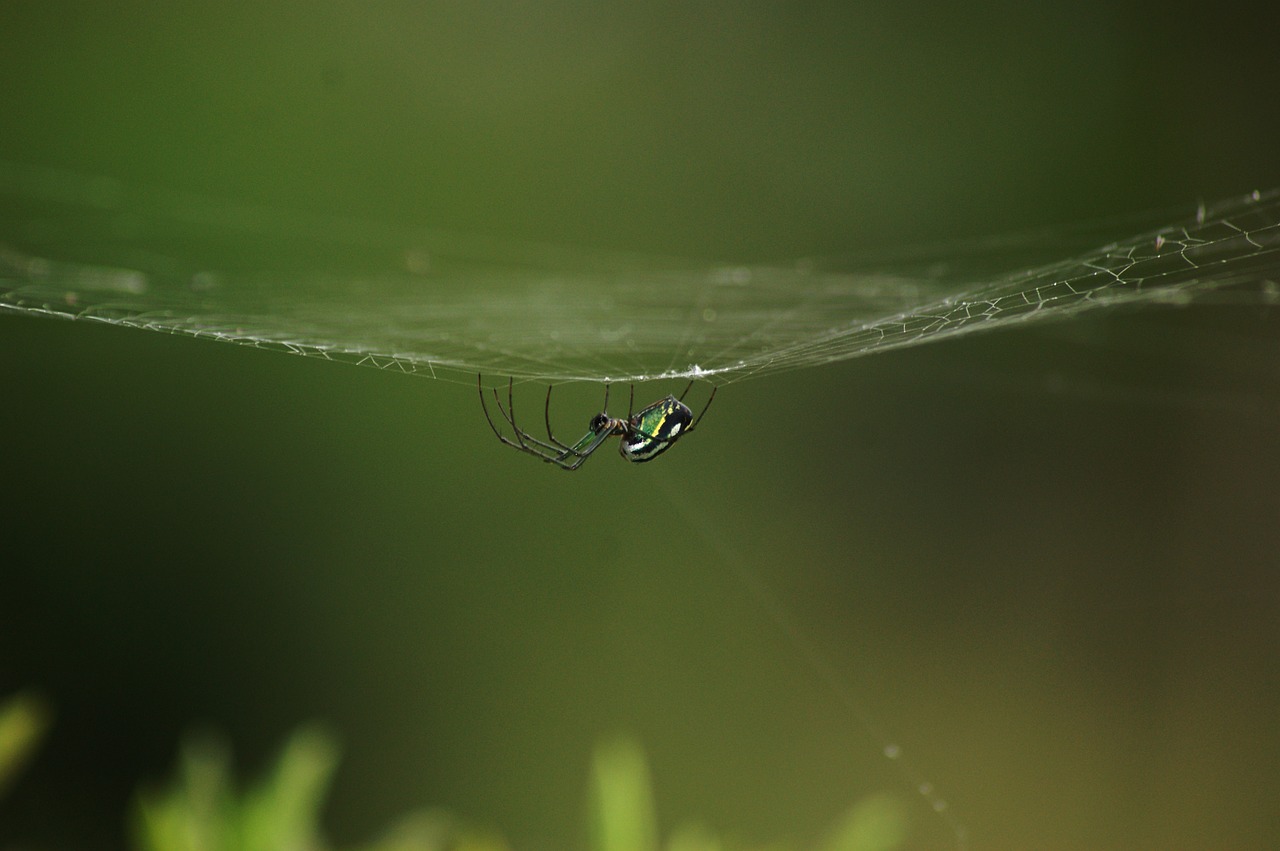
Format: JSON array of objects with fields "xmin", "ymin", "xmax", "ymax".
[{"xmin": 478, "ymin": 376, "xmax": 716, "ymax": 470}]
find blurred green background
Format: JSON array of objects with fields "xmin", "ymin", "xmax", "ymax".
[{"xmin": 2, "ymin": 1, "xmax": 1279, "ymax": 849}]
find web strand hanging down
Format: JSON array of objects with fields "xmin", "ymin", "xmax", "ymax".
[{"xmin": 2, "ymin": 163, "xmax": 1278, "ymax": 386}]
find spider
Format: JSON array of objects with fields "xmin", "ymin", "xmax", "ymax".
[{"xmin": 478, "ymin": 375, "xmax": 716, "ymax": 470}]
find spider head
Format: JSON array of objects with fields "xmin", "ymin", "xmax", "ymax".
[{"xmin": 588, "ymin": 412, "xmax": 613, "ymax": 434}]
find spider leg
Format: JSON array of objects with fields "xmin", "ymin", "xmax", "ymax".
[
  {"xmin": 499, "ymin": 382, "xmax": 586, "ymax": 457},
  {"xmin": 490, "ymin": 380, "xmax": 539, "ymax": 450},
  {"xmin": 506, "ymin": 377, "xmax": 519, "ymax": 437},
  {"xmin": 686, "ymin": 383, "xmax": 717, "ymax": 433},
  {"xmin": 550, "ymin": 382, "xmax": 616, "ymax": 463},
  {"xmin": 543, "ymin": 384, "xmax": 576, "ymax": 452},
  {"xmin": 492, "ymin": 379, "xmax": 573, "ymax": 454},
  {"xmin": 483, "ymin": 377, "xmax": 517, "ymax": 432},
  {"xmin": 544, "ymin": 384, "xmax": 557, "ymax": 444},
  {"xmin": 559, "ymin": 422, "xmax": 619, "ymax": 470},
  {"xmin": 478, "ymin": 374, "xmax": 515, "ymax": 444},
  {"xmin": 480, "ymin": 377, "xmax": 537, "ymax": 451},
  {"xmin": 478, "ymin": 376, "xmax": 550, "ymax": 455},
  {"xmin": 478, "ymin": 375, "xmax": 595, "ymax": 467},
  {"xmin": 673, "ymin": 379, "xmax": 715, "ymax": 433}
]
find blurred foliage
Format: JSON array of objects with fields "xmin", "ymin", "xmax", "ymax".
[
  {"xmin": 132, "ymin": 725, "xmax": 342, "ymax": 851},
  {"xmin": 131, "ymin": 726, "xmax": 503, "ymax": 851},
  {"xmin": 589, "ymin": 738, "xmax": 657, "ymax": 851},
  {"xmin": 0, "ymin": 695, "xmax": 901, "ymax": 851},
  {"xmin": 0, "ymin": 691, "xmax": 51, "ymax": 799},
  {"xmin": 125, "ymin": 726, "xmax": 902, "ymax": 851},
  {"xmin": 589, "ymin": 738, "xmax": 905, "ymax": 851}
]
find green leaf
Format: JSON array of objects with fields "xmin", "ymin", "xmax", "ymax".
[
  {"xmin": 132, "ymin": 725, "xmax": 339, "ymax": 851},
  {"xmin": 589, "ymin": 737, "xmax": 658, "ymax": 851},
  {"xmin": 133, "ymin": 733, "xmax": 235, "ymax": 851},
  {"xmin": 240, "ymin": 724, "xmax": 340, "ymax": 851}
]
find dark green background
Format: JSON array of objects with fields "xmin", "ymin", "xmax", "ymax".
[{"xmin": 2, "ymin": 2, "xmax": 1279, "ymax": 849}]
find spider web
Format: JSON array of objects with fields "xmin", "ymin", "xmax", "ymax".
[{"xmin": 2, "ymin": 161, "xmax": 1278, "ymax": 387}]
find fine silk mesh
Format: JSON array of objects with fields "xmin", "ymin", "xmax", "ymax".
[{"xmin": 3, "ymin": 163, "xmax": 1278, "ymax": 387}]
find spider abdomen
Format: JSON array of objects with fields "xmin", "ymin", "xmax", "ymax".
[{"xmin": 621, "ymin": 396, "xmax": 693, "ymax": 463}]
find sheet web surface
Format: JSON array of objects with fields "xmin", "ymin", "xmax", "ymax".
[{"xmin": 2, "ymin": 163, "xmax": 1278, "ymax": 387}]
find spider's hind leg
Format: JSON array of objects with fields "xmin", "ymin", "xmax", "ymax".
[{"xmin": 687, "ymin": 383, "xmax": 717, "ymax": 432}]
